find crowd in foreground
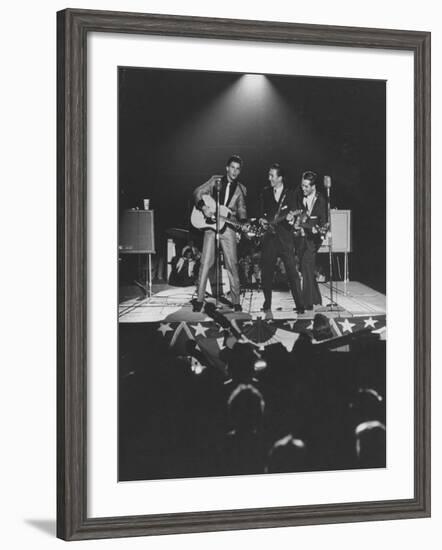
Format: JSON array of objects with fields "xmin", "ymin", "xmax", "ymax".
[{"xmin": 119, "ymin": 327, "xmax": 386, "ymax": 481}]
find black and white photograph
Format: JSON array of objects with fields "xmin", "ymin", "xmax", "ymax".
[
  {"xmin": 118, "ymin": 66, "xmax": 387, "ymax": 482},
  {"xmin": 2, "ymin": 0, "xmax": 437, "ymax": 545}
]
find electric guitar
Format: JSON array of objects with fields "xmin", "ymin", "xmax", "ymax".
[
  {"xmin": 292, "ymin": 212, "xmax": 330, "ymax": 239},
  {"xmin": 261, "ymin": 207, "xmax": 304, "ymax": 235}
]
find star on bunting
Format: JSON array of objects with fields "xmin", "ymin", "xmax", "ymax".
[
  {"xmin": 191, "ymin": 323, "xmax": 209, "ymax": 337},
  {"xmin": 339, "ymin": 318, "xmax": 356, "ymax": 333},
  {"xmin": 284, "ymin": 320, "xmax": 296, "ymax": 330},
  {"xmin": 364, "ymin": 317, "xmax": 378, "ymax": 329},
  {"xmin": 157, "ymin": 323, "xmax": 173, "ymax": 336},
  {"xmin": 306, "ymin": 320, "xmax": 314, "ymax": 330}
]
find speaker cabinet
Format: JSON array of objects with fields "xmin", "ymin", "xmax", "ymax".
[{"xmin": 119, "ymin": 210, "xmax": 155, "ymax": 253}]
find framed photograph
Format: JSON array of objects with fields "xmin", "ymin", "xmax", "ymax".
[{"xmin": 57, "ymin": 8, "xmax": 431, "ymax": 541}]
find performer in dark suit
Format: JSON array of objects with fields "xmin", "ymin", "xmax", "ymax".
[
  {"xmin": 295, "ymin": 171, "xmax": 327, "ymax": 309},
  {"xmin": 259, "ymin": 164, "xmax": 304, "ymax": 313},
  {"xmin": 192, "ymin": 155, "xmax": 247, "ymax": 312}
]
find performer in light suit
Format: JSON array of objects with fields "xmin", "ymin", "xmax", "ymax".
[{"xmin": 192, "ymin": 155, "xmax": 247, "ymax": 312}]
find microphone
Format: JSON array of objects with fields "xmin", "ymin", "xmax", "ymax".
[
  {"xmin": 215, "ymin": 177, "xmax": 222, "ymax": 193},
  {"xmin": 323, "ymin": 175, "xmax": 332, "ymax": 197}
]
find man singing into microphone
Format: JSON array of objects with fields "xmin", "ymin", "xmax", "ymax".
[
  {"xmin": 295, "ymin": 170, "xmax": 327, "ymax": 309},
  {"xmin": 192, "ymin": 155, "xmax": 247, "ymax": 312}
]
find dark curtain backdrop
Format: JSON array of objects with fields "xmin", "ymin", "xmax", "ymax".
[{"xmin": 118, "ymin": 67, "xmax": 386, "ymax": 293}]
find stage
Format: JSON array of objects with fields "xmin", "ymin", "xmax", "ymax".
[
  {"xmin": 118, "ymin": 280, "xmax": 386, "ymax": 375},
  {"xmin": 119, "ymin": 281, "xmax": 385, "ymax": 323}
]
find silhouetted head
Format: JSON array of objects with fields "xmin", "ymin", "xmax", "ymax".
[
  {"xmin": 266, "ymin": 434, "xmax": 308, "ymax": 473},
  {"xmin": 226, "ymin": 342, "xmax": 257, "ymax": 383},
  {"xmin": 262, "ymin": 342, "xmax": 289, "ymax": 369},
  {"xmin": 227, "ymin": 384, "xmax": 265, "ymax": 433},
  {"xmin": 355, "ymin": 420, "xmax": 386, "ymax": 468},
  {"xmin": 291, "ymin": 331, "xmax": 313, "ymax": 356},
  {"xmin": 313, "ymin": 314, "xmax": 334, "ymax": 341},
  {"xmin": 349, "ymin": 387, "xmax": 385, "ymax": 426}
]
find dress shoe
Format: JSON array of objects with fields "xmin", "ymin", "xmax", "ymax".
[
  {"xmin": 192, "ymin": 300, "xmax": 204, "ymax": 312},
  {"xmin": 233, "ymin": 304, "xmax": 242, "ymax": 312},
  {"xmin": 294, "ymin": 306, "xmax": 305, "ymax": 314}
]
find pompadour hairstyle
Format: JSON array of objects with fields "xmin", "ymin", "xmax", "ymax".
[
  {"xmin": 302, "ymin": 170, "xmax": 318, "ymax": 185},
  {"xmin": 270, "ymin": 163, "xmax": 284, "ymax": 179},
  {"xmin": 226, "ymin": 154, "xmax": 243, "ymax": 167}
]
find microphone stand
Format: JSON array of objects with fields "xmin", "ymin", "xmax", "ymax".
[
  {"xmin": 324, "ymin": 176, "xmax": 340, "ymax": 311},
  {"xmin": 215, "ymin": 178, "xmax": 222, "ymax": 309}
]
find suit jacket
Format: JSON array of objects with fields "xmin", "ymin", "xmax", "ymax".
[
  {"xmin": 194, "ymin": 175, "xmax": 247, "ymax": 222},
  {"xmin": 296, "ymin": 192, "xmax": 327, "ymax": 225},
  {"xmin": 260, "ymin": 185, "xmax": 299, "ymax": 243},
  {"xmin": 295, "ymin": 191, "xmax": 327, "ymax": 249}
]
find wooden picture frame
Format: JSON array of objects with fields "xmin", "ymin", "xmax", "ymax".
[{"xmin": 57, "ymin": 8, "xmax": 431, "ymax": 541}]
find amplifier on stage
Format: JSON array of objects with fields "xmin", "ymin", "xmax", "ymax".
[
  {"xmin": 319, "ymin": 209, "xmax": 352, "ymax": 253},
  {"xmin": 318, "ymin": 209, "xmax": 352, "ymax": 284},
  {"xmin": 119, "ymin": 209, "xmax": 156, "ymax": 253}
]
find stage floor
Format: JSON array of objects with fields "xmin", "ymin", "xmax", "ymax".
[{"xmin": 119, "ymin": 281, "xmax": 386, "ymax": 324}]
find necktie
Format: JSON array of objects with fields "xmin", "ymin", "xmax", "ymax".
[
  {"xmin": 304, "ymin": 195, "xmax": 313, "ymax": 215},
  {"xmin": 224, "ymin": 183, "xmax": 231, "ymax": 205}
]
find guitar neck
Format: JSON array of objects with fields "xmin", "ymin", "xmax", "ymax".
[
  {"xmin": 294, "ymin": 221, "xmax": 329, "ymax": 234},
  {"xmin": 212, "ymin": 211, "xmax": 242, "ymax": 229},
  {"xmin": 271, "ymin": 209, "xmax": 302, "ymax": 227},
  {"xmin": 225, "ymin": 217, "xmax": 241, "ymax": 228}
]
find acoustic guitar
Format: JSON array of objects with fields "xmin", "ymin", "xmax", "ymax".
[{"xmin": 191, "ymin": 195, "xmax": 261, "ymax": 238}]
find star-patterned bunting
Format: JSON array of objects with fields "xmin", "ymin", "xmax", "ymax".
[
  {"xmin": 154, "ymin": 315, "xmax": 385, "ymax": 364},
  {"xmin": 363, "ymin": 317, "xmax": 378, "ymax": 329},
  {"xmin": 191, "ymin": 323, "xmax": 209, "ymax": 337},
  {"xmin": 157, "ymin": 323, "xmax": 173, "ymax": 336},
  {"xmin": 338, "ymin": 318, "xmax": 356, "ymax": 333}
]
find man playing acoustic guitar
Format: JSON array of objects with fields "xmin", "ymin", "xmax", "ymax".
[
  {"xmin": 259, "ymin": 163, "xmax": 304, "ymax": 313},
  {"xmin": 192, "ymin": 155, "xmax": 247, "ymax": 312}
]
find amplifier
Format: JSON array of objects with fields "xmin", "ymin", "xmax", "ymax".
[
  {"xmin": 119, "ymin": 209, "xmax": 155, "ymax": 254},
  {"xmin": 318, "ymin": 209, "xmax": 352, "ymax": 253}
]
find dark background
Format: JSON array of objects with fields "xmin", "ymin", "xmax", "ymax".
[{"xmin": 119, "ymin": 67, "xmax": 386, "ymax": 293}]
